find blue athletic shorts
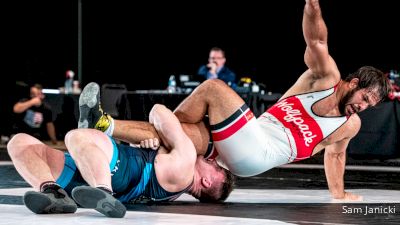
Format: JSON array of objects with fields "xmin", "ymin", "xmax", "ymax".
[{"xmin": 56, "ymin": 137, "xmax": 148, "ymax": 198}]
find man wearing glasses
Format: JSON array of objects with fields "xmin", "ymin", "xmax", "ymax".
[{"xmin": 197, "ymin": 47, "xmax": 236, "ymax": 85}]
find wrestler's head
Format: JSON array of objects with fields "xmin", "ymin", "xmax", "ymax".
[
  {"xmin": 339, "ymin": 66, "xmax": 391, "ymax": 116},
  {"xmin": 193, "ymin": 156, "xmax": 235, "ymax": 203}
]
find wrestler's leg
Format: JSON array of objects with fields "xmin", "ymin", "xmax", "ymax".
[
  {"xmin": 7, "ymin": 133, "xmax": 77, "ymax": 214},
  {"xmin": 64, "ymin": 128, "xmax": 114, "ymax": 189},
  {"xmin": 7, "ymin": 133, "xmax": 65, "ymax": 189},
  {"xmin": 64, "ymin": 128, "xmax": 126, "ymax": 218},
  {"xmin": 78, "ymin": 80, "xmax": 244, "ymax": 162},
  {"xmin": 174, "ymin": 80, "xmax": 276, "ymax": 176},
  {"xmin": 78, "ymin": 82, "xmax": 210, "ymax": 154},
  {"xmin": 174, "ymin": 79, "xmax": 245, "ymax": 125}
]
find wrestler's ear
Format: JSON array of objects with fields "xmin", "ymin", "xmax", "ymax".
[
  {"xmin": 201, "ymin": 177, "xmax": 212, "ymax": 188},
  {"xmin": 349, "ymin": 78, "xmax": 359, "ymax": 89}
]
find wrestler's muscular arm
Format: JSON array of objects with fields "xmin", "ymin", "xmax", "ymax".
[
  {"xmin": 283, "ymin": 0, "xmax": 340, "ymax": 98},
  {"xmin": 149, "ymin": 104, "xmax": 196, "ymax": 192},
  {"xmin": 304, "ymin": 1, "xmax": 362, "ymax": 201},
  {"xmin": 303, "ymin": 0, "xmax": 330, "ymax": 74},
  {"xmin": 324, "ymin": 115, "xmax": 362, "ymax": 201},
  {"xmin": 302, "ymin": 0, "xmax": 339, "ymax": 87},
  {"xmin": 114, "ymin": 119, "xmax": 209, "ymax": 155}
]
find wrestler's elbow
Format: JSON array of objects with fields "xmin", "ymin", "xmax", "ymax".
[{"xmin": 149, "ymin": 104, "xmax": 166, "ymax": 123}]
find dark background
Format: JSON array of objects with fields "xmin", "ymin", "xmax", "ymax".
[{"xmin": 2, "ymin": 0, "xmax": 399, "ymax": 108}]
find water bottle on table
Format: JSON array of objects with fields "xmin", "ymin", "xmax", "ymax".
[
  {"xmin": 64, "ymin": 70, "xmax": 75, "ymax": 94},
  {"xmin": 167, "ymin": 75, "xmax": 177, "ymax": 93}
]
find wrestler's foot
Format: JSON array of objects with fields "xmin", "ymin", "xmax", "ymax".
[
  {"xmin": 71, "ymin": 186, "xmax": 126, "ymax": 218},
  {"xmin": 23, "ymin": 185, "xmax": 77, "ymax": 214},
  {"xmin": 78, "ymin": 82, "xmax": 112, "ymax": 131}
]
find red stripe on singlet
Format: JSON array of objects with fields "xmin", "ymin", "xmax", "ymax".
[{"xmin": 212, "ymin": 110, "xmax": 254, "ymax": 141}]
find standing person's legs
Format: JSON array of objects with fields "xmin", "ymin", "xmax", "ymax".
[
  {"xmin": 7, "ymin": 133, "xmax": 77, "ymax": 214},
  {"xmin": 64, "ymin": 128, "xmax": 126, "ymax": 218}
]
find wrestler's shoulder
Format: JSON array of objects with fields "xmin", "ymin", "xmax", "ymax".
[{"xmin": 344, "ymin": 114, "xmax": 361, "ymax": 136}]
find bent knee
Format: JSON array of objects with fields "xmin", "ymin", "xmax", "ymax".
[
  {"xmin": 64, "ymin": 129, "xmax": 87, "ymax": 149},
  {"xmin": 65, "ymin": 129, "xmax": 105, "ymax": 154},
  {"xmin": 203, "ymin": 79, "xmax": 229, "ymax": 90},
  {"xmin": 7, "ymin": 133, "xmax": 38, "ymax": 156}
]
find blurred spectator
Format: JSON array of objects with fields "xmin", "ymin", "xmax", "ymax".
[
  {"xmin": 197, "ymin": 47, "xmax": 236, "ymax": 85},
  {"xmin": 12, "ymin": 83, "xmax": 58, "ymax": 144}
]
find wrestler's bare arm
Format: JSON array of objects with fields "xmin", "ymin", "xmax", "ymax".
[
  {"xmin": 303, "ymin": 0, "xmax": 329, "ymax": 73},
  {"xmin": 323, "ymin": 115, "xmax": 362, "ymax": 201},
  {"xmin": 303, "ymin": 0, "xmax": 339, "ymax": 85},
  {"xmin": 138, "ymin": 122, "xmax": 210, "ymax": 155},
  {"xmin": 149, "ymin": 104, "xmax": 196, "ymax": 190},
  {"xmin": 283, "ymin": 0, "xmax": 340, "ymax": 98}
]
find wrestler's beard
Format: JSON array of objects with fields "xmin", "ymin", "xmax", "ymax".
[{"xmin": 338, "ymin": 89, "xmax": 356, "ymax": 115}]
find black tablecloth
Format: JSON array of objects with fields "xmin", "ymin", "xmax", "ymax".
[{"xmin": 45, "ymin": 93, "xmax": 80, "ymax": 139}]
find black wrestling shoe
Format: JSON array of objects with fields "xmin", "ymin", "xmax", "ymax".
[
  {"xmin": 23, "ymin": 186, "xmax": 77, "ymax": 214},
  {"xmin": 78, "ymin": 82, "xmax": 112, "ymax": 131},
  {"xmin": 71, "ymin": 186, "xmax": 126, "ymax": 218}
]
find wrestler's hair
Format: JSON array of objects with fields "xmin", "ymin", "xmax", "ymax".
[
  {"xmin": 197, "ymin": 168, "xmax": 235, "ymax": 203},
  {"xmin": 344, "ymin": 66, "xmax": 391, "ymax": 102}
]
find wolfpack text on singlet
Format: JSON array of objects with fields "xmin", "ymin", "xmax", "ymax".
[{"xmin": 267, "ymin": 87, "xmax": 348, "ymax": 160}]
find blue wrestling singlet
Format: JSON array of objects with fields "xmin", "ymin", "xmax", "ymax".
[{"xmin": 56, "ymin": 137, "xmax": 192, "ymax": 203}]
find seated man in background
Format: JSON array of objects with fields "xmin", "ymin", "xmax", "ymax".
[
  {"xmin": 12, "ymin": 83, "xmax": 58, "ymax": 144},
  {"xmin": 7, "ymin": 104, "xmax": 234, "ymax": 218},
  {"xmin": 197, "ymin": 47, "xmax": 236, "ymax": 85}
]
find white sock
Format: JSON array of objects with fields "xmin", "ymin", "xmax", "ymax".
[{"xmin": 104, "ymin": 117, "xmax": 115, "ymax": 136}]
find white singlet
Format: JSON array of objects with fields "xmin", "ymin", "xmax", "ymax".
[{"xmin": 211, "ymin": 86, "xmax": 348, "ymax": 177}]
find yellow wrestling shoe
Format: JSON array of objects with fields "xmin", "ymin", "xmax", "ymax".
[
  {"xmin": 94, "ymin": 113, "xmax": 113, "ymax": 132},
  {"xmin": 78, "ymin": 82, "xmax": 113, "ymax": 132}
]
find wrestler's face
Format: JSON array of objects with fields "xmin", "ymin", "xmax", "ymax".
[
  {"xmin": 196, "ymin": 156, "xmax": 226, "ymax": 185},
  {"xmin": 194, "ymin": 156, "xmax": 227, "ymax": 200},
  {"xmin": 340, "ymin": 88, "xmax": 379, "ymax": 116},
  {"xmin": 197, "ymin": 156, "xmax": 224, "ymax": 174}
]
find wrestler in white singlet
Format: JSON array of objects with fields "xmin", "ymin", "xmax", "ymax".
[{"xmin": 210, "ymin": 86, "xmax": 348, "ymax": 177}]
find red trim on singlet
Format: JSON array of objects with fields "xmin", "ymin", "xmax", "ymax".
[
  {"xmin": 205, "ymin": 147, "xmax": 219, "ymax": 160},
  {"xmin": 334, "ymin": 83, "xmax": 339, "ymax": 91},
  {"xmin": 212, "ymin": 110, "xmax": 254, "ymax": 141},
  {"xmin": 267, "ymin": 97, "xmax": 323, "ymax": 160}
]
